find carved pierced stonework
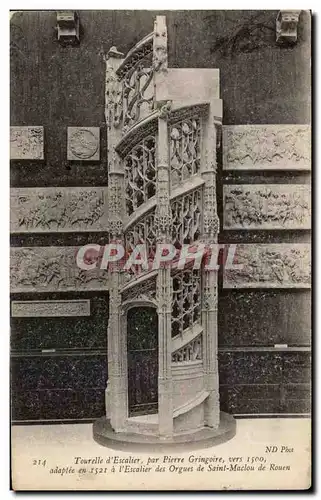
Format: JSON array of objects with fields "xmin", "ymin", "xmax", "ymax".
[
  {"xmin": 11, "ymin": 247, "xmax": 109, "ymax": 292},
  {"xmin": 172, "ymin": 334, "xmax": 203, "ymax": 363},
  {"xmin": 171, "ymin": 188, "xmax": 202, "ymax": 247},
  {"xmin": 11, "ymin": 300, "xmax": 90, "ymax": 317},
  {"xmin": 125, "ymin": 208, "xmax": 157, "ymax": 259},
  {"xmin": 114, "ymin": 32, "xmax": 156, "ymax": 133},
  {"xmin": 67, "ymin": 127, "xmax": 100, "ymax": 161},
  {"xmin": 124, "ymin": 135, "xmax": 157, "ymax": 215},
  {"xmin": 102, "ymin": 15, "xmax": 224, "ymax": 438},
  {"xmin": 123, "ymin": 63, "xmax": 154, "ymax": 131},
  {"xmin": 224, "ymin": 244, "xmax": 311, "ymax": 289},
  {"xmin": 224, "ymin": 184, "xmax": 311, "ymax": 230},
  {"xmin": 170, "ymin": 117, "xmax": 201, "ymax": 187},
  {"xmin": 223, "ymin": 125, "xmax": 311, "ymax": 170},
  {"xmin": 11, "ymin": 187, "xmax": 108, "ymax": 233},
  {"xmin": 10, "ymin": 126, "xmax": 44, "ymax": 160},
  {"xmin": 172, "ymin": 269, "xmax": 201, "ymax": 337},
  {"xmin": 122, "ymin": 276, "xmax": 157, "ymax": 303}
]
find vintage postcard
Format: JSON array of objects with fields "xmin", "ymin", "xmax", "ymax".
[{"xmin": 10, "ymin": 9, "xmax": 311, "ymax": 491}]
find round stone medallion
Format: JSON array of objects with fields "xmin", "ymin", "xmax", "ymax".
[{"xmin": 69, "ymin": 128, "xmax": 98, "ymax": 159}]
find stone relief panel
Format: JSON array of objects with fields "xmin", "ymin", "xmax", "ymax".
[
  {"xmin": 10, "ymin": 247, "xmax": 109, "ymax": 292},
  {"xmin": 223, "ymin": 184, "xmax": 311, "ymax": 230},
  {"xmin": 223, "ymin": 244, "xmax": 311, "ymax": 288},
  {"xmin": 67, "ymin": 127, "xmax": 100, "ymax": 161},
  {"xmin": 10, "ymin": 187, "xmax": 108, "ymax": 232},
  {"xmin": 11, "ymin": 299, "xmax": 90, "ymax": 317},
  {"xmin": 10, "ymin": 126, "xmax": 44, "ymax": 160},
  {"xmin": 223, "ymin": 125, "xmax": 311, "ymax": 170}
]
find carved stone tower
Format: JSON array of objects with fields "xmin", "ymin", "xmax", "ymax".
[{"xmin": 93, "ymin": 15, "xmax": 236, "ymax": 448}]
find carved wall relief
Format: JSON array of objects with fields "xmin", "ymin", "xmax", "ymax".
[
  {"xmin": 67, "ymin": 127, "xmax": 100, "ymax": 161},
  {"xmin": 10, "ymin": 187, "xmax": 108, "ymax": 233},
  {"xmin": 10, "ymin": 126, "xmax": 44, "ymax": 160},
  {"xmin": 11, "ymin": 300, "xmax": 90, "ymax": 317},
  {"xmin": 224, "ymin": 244, "xmax": 311, "ymax": 288},
  {"xmin": 224, "ymin": 184, "xmax": 311, "ymax": 230},
  {"xmin": 223, "ymin": 125, "xmax": 311, "ymax": 170},
  {"xmin": 10, "ymin": 247, "xmax": 109, "ymax": 292}
]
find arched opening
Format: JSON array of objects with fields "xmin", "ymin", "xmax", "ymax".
[{"xmin": 127, "ymin": 306, "xmax": 158, "ymax": 416}]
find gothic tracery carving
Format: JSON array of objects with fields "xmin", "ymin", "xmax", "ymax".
[
  {"xmin": 171, "ymin": 188, "xmax": 202, "ymax": 247},
  {"xmin": 170, "ymin": 117, "xmax": 201, "ymax": 187},
  {"xmin": 171, "ymin": 269, "xmax": 201, "ymax": 337},
  {"xmin": 122, "ymin": 276, "xmax": 157, "ymax": 303},
  {"xmin": 124, "ymin": 136, "xmax": 157, "ymax": 215},
  {"xmin": 125, "ymin": 208, "xmax": 157, "ymax": 260}
]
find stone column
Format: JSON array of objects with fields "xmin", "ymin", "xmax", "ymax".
[
  {"xmin": 201, "ymin": 105, "xmax": 221, "ymax": 428},
  {"xmin": 105, "ymin": 47, "xmax": 127, "ymax": 432},
  {"xmin": 153, "ymin": 15, "xmax": 173, "ymax": 438},
  {"xmin": 155, "ymin": 112, "xmax": 173, "ymax": 438}
]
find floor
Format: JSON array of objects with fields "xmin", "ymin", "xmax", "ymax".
[{"xmin": 11, "ymin": 418, "xmax": 311, "ymax": 491}]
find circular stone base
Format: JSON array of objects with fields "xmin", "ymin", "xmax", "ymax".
[{"xmin": 93, "ymin": 412, "xmax": 236, "ymax": 452}]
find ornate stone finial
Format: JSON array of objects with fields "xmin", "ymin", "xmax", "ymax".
[
  {"xmin": 56, "ymin": 11, "xmax": 80, "ymax": 45},
  {"xmin": 158, "ymin": 100, "xmax": 172, "ymax": 119},
  {"xmin": 107, "ymin": 46, "xmax": 124, "ymax": 59},
  {"xmin": 276, "ymin": 10, "xmax": 301, "ymax": 44}
]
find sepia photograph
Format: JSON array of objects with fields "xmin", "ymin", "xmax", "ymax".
[{"xmin": 9, "ymin": 8, "xmax": 311, "ymax": 491}]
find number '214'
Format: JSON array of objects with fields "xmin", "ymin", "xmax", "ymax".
[{"xmin": 33, "ymin": 459, "xmax": 46, "ymax": 467}]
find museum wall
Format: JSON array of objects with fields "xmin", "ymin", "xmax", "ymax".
[{"xmin": 10, "ymin": 10, "xmax": 311, "ymax": 422}]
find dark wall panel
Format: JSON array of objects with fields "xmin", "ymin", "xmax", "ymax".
[
  {"xmin": 11, "ymin": 389, "xmax": 105, "ymax": 421},
  {"xmin": 218, "ymin": 351, "xmax": 311, "ymax": 385},
  {"xmin": 11, "ymin": 354, "xmax": 108, "ymax": 390},
  {"xmin": 219, "ymin": 351, "xmax": 311, "ymax": 415},
  {"xmin": 11, "ymin": 292, "xmax": 109, "ymax": 351},
  {"xmin": 218, "ymin": 290, "xmax": 311, "ymax": 347},
  {"xmin": 11, "ymin": 354, "xmax": 107, "ymax": 421},
  {"xmin": 10, "ymin": 10, "xmax": 311, "ymax": 421},
  {"xmin": 10, "ymin": 10, "xmax": 311, "ymax": 188}
]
